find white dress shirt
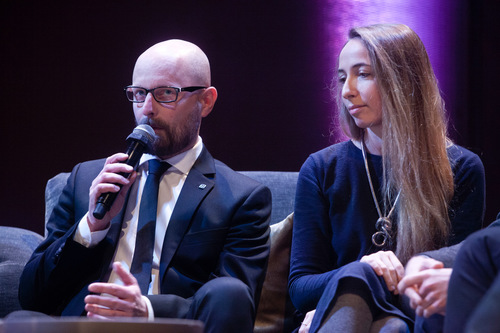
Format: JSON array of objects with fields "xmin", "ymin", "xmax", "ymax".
[{"xmin": 74, "ymin": 137, "xmax": 203, "ymax": 296}]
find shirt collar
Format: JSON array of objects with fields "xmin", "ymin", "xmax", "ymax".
[{"xmin": 139, "ymin": 136, "xmax": 203, "ymax": 175}]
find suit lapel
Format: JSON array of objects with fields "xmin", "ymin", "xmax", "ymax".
[{"xmin": 159, "ymin": 147, "xmax": 216, "ymax": 285}]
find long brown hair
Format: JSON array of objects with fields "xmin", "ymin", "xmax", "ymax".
[{"xmin": 337, "ymin": 23, "xmax": 454, "ymax": 263}]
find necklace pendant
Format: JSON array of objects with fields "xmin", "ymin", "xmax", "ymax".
[
  {"xmin": 372, "ymin": 231, "xmax": 387, "ymax": 247},
  {"xmin": 375, "ymin": 217, "xmax": 392, "ymax": 232},
  {"xmin": 372, "ymin": 217, "xmax": 393, "ymax": 247}
]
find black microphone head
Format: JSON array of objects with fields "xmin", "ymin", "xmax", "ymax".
[{"xmin": 126, "ymin": 124, "xmax": 156, "ymax": 153}]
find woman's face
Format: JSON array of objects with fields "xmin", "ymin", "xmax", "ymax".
[{"xmin": 338, "ymin": 38, "xmax": 383, "ymax": 137}]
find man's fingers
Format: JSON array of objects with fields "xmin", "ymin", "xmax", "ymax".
[
  {"xmin": 421, "ymin": 300, "xmax": 442, "ymax": 318},
  {"xmin": 113, "ymin": 262, "xmax": 138, "ymax": 287},
  {"xmin": 404, "ymin": 287, "xmax": 423, "ymax": 309},
  {"xmin": 85, "ymin": 303, "xmax": 130, "ymax": 317},
  {"xmin": 415, "ymin": 305, "xmax": 424, "ymax": 317},
  {"xmin": 404, "ymin": 256, "xmax": 444, "ymax": 276},
  {"xmin": 88, "ymin": 282, "xmax": 131, "ymax": 300},
  {"xmin": 105, "ymin": 153, "xmax": 131, "ymax": 165},
  {"xmin": 88, "ymin": 282, "xmax": 107, "ymax": 294},
  {"xmin": 85, "ymin": 294, "xmax": 131, "ymax": 313},
  {"xmin": 398, "ymin": 272, "xmax": 426, "ymax": 291},
  {"xmin": 87, "ymin": 311, "xmax": 111, "ymax": 320},
  {"xmin": 429, "ymin": 261, "xmax": 444, "ymax": 269}
]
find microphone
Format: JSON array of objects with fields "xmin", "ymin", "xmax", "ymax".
[{"xmin": 93, "ymin": 123, "xmax": 156, "ymax": 220}]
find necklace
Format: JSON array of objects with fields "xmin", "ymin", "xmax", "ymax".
[{"xmin": 360, "ymin": 133, "xmax": 400, "ymax": 247}]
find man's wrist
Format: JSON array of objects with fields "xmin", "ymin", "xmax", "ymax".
[{"xmin": 73, "ymin": 213, "xmax": 110, "ymax": 247}]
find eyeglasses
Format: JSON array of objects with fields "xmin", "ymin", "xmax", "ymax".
[{"xmin": 124, "ymin": 86, "xmax": 206, "ymax": 103}]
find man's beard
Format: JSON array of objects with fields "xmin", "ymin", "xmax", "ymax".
[{"xmin": 140, "ymin": 111, "xmax": 201, "ymax": 159}]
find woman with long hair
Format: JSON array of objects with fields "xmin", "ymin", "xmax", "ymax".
[{"xmin": 288, "ymin": 23, "xmax": 485, "ymax": 332}]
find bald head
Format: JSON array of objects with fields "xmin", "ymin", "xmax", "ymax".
[
  {"xmin": 130, "ymin": 39, "xmax": 218, "ymax": 159},
  {"xmin": 133, "ymin": 39, "xmax": 211, "ymax": 87}
]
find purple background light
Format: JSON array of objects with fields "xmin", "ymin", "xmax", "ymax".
[{"xmin": 321, "ymin": 0, "xmax": 462, "ymax": 141}]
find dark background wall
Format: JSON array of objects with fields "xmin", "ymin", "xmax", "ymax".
[{"xmin": 1, "ymin": 0, "xmax": 499, "ymax": 236}]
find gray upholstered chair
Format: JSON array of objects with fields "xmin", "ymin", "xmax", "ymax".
[
  {"xmin": 0, "ymin": 226, "xmax": 43, "ymax": 317},
  {"xmin": 44, "ymin": 171, "xmax": 298, "ymax": 229}
]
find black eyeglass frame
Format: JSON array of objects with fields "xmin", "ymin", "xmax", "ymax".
[{"xmin": 124, "ymin": 85, "xmax": 207, "ymax": 103}]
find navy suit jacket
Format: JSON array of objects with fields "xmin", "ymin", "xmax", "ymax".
[
  {"xmin": 423, "ymin": 214, "xmax": 500, "ymax": 268},
  {"xmin": 19, "ymin": 147, "xmax": 272, "ymax": 316}
]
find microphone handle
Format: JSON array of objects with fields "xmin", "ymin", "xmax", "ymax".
[{"xmin": 93, "ymin": 140, "xmax": 147, "ymax": 219}]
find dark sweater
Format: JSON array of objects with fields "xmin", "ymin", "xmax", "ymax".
[{"xmin": 288, "ymin": 140, "xmax": 485, "ymax": 313}]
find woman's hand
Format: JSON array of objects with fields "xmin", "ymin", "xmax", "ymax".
[{"xmin": 360, "ymin": 251, "xmax": 405, "ymax": 294}]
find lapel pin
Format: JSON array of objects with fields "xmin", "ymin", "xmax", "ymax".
[{"xmin": 198, "ymin": 184, "xmax": 207, "ymax": 189}]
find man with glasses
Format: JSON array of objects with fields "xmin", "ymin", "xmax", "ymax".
[{"xmin": 19, "ymin": 40, "xmax": 271, "ymax": 333}]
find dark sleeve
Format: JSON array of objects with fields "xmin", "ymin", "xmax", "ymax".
[
  {"xmin": 288, "ymin": 156, "xmax": 338, "ymax": 313},
  {"xmin": 19, "ymin": 162, "xmax": 106, "ymax": 315},
  {"xmin": 423, "ymin": 217, "xmax": 500, "ymax": 267},
  {"xmin": 421, "ymin": 244, "xmax": 462, "ymax": 268},
  {"xmin": 447, "ymin": 146, "xmax": 486, "ymax": 245}
]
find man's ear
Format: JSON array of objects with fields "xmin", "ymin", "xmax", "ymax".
[{"xmin": 200, "ymin": 87, "xmax": 217, "ymax": 118}]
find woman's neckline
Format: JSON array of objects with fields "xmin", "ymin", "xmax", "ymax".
[{"xmin": 350, "ymin": 139, "xmax": 382, "ymax": 157}]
